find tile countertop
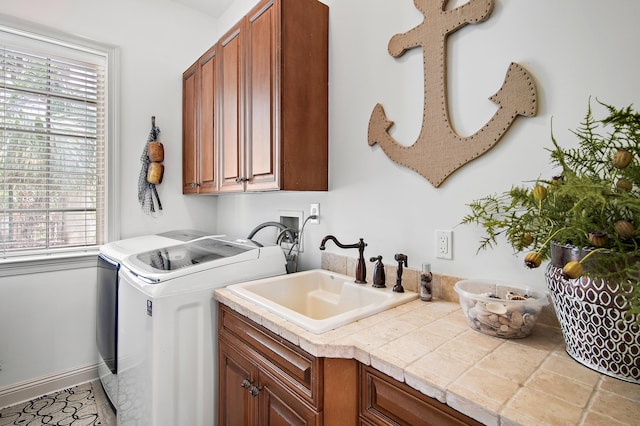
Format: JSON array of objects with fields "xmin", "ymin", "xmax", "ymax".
[{"xmin": 214, "ymin": 289, "xmax": 640, "ymax": 426}]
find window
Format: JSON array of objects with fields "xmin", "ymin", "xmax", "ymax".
[{"xmin": 0, "ymin": 23, "xmax": 113, "ymax": 259}]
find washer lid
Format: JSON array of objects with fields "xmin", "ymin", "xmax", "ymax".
[
  {"xmin": 99, "ymin": 229, "xmax": 214, "ymax": 263},
  {"xmin": 99, "ymin": 235, "xmax": 181, "ymax": 263},
  {"xmin": 156, "ymin": 229, "xmax": 212, "ymax": 242},
  {"xmin": 122, "ymin": 236, "xmax": 263, "ymax": 282}
]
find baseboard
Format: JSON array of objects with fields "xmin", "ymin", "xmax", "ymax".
[{"xmin": 0, "ymin": 363, "xmax": 99, "ymax": 410}]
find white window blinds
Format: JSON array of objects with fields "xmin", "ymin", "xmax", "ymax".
[{"xmin": 0, "ymin": 27, "xmax": 107, "ymax": 258}]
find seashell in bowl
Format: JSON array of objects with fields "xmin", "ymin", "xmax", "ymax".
[
  {"xmin": 485, "ymin": 302, "xmax": 508, "ymax": 315},
  {"xmin": 509, "ymin": 295, "xmax": 528, "ymax": 301}
]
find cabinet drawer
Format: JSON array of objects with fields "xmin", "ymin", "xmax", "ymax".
[
  {"xmin": 360, "ymin": 365, "xmax": 482, "ymax": 426},
  {"xmin": 258, "ymin": 367, "xmax": 321, "ymax": 426},
  {"xmin": 219, "ymin": 306, "xmax": 321, "ymax": 405}
]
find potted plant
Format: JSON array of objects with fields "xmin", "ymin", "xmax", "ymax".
[{"xmin": 462, "ymin": 99, "xmax": 640, "ymax": 383}]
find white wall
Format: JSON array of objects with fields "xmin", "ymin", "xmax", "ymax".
[
  {"xmin": 215, "ymin": 0, "xmax": 640, "ymax": 289},
  {"xmin": 0, "ymin": 266, "xmax": 97, "ymax": 387},
  {"xmin": 2, "ymin": 0, "xmax": 640, "ymax": 401},
  {"xmin": 0, "ymin": 0, "xmax": 219, "ymax": 396}
]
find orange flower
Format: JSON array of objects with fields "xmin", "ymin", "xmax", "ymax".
[
  {"xmin": 532, "ymin": 185, "xmax": 548, "ymax": 201},
  {"xmin": 562, "ymin": 261, "xmax": 583, "ymax": 279},
  {"xmin": 588, "ymin": 232, "xmax": 608, "ymax": 247},
  {"xmin": 524, "ymin": 252, "xmax": 542, "ymax": 269}
]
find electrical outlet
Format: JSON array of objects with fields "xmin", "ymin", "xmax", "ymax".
[
  {"xmin": 436, "ymin": 230, "xmax": 453, "ymax": 260},
  {"xmin": 309, "ymin": 203, "xmax": 320, "ymax": 224}
]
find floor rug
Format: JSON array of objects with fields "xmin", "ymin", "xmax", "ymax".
[{"xmin": 0, "ymin": 382, "xmax": 101, "ymax": 425}]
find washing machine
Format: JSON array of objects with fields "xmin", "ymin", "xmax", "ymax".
[
  {"xmin": 116, "ymin": 236, "xmax": 287, "ymax": 426},
  {"xmin": 96, "ymin": 230, "xmax": 214, "ymax": 408}
]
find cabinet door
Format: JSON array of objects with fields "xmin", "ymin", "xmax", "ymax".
[
  {"xmin": 219, "ymin": 339, "xmax": 257, "ymax": 426},
  {"xmin": 244, "ymin": 0, "xmax": 280, "ymax": 191},
  {"xmin": 198, "ymin": 45, "xmax": 219, "ymax": 193},
  {"xmin": 182, "ymin": 62, "xmax": 199, "ymax": 194},
  {"xmin": 258, "ymin": 368, "xmax": 320, "ymax": 426},
  {"xmin": 219, "ymin": 23, "xmax": 246, "ymax": 193}
]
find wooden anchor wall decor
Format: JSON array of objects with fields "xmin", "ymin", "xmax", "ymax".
[{"xmin": 368, "ymin": 0, "xmax": 538, "ymax": 187}]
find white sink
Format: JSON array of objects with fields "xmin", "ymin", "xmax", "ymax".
[{"xmin": 227, "ymin": 269, "xmax": 418, "ymax": 334}]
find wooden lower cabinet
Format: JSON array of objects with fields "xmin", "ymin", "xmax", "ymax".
[
  {"xmin": 359, "ymin": 365, "xmax": 483, "ymax": 426},
  {"xmin": 219, "ymin": 339, "xmax": 256, "ymax": 425},
  {"xmin": 258, "ymin": 368, "xmax": 319, "ymax": 426},
  {"xmin": 218, "ymin": 305, "xmax": 357, "ymax": 426},
  {"xmin": 218, "ymin": 305, "xmax": 481, "ymax": 426},
  {"xmin": 219, "ymin": 338, "xmax": 319, "ymax": 425}
]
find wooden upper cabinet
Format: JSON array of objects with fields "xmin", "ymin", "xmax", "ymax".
[
  {"xmin": 199, "ymin": 47, "xmax": 218, "ymax": 193},
  {"xmin": 244, "ymin": 1, "xmax": 277, "ymax": 192},
  {"xmin": 219, "ymin": 24, "xmax": 245, "ymax": 193},
  {"xmin": 182, "ymin": 63, "xmax": 198, "ymax": 194},
  {"xmin": 183, "ymin": 0, "xmax": 328, "ymax": 194},
  {"xmin": 277, "ymin": 0, "xmax": 329, "ymax": 191},
  {"xmin": 218, "ymin": 0, "xmax": 329, "ymax": 193},
  {"xmin": 182, "ymin": 44, "xmax": 219, "ymax": 194}
]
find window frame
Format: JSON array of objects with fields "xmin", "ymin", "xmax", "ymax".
[{"xmin": 0, "ymin": 15, "xmax": 119, "ymax": 271}]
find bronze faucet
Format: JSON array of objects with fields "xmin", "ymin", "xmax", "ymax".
[
  {"xmin": 319, "ymin": 235, "xmax": 367, "ymax": 283},
  {"xmin": 393, "ymin": 253, "xmax": 408, "ymax": 293}
]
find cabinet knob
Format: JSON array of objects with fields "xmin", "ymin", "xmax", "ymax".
[
  {"xmin": 249, "ymin": 385, "xmax": 262, "ymax": 397},
  {"xmin": 189, "ymin": 182, "xmax": 201, "ymax": 188},
  {"xmin": 235, "ymin": 177, "xmax": 249, "ymax": 184},
  {"xmin": 241, "ymin": 379, "xmax": 262, "ymax": 397}
]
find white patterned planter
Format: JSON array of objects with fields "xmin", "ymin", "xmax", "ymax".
[{"xmin": 545, "ymin": 243, "xmax": 640, "ymax": 383}]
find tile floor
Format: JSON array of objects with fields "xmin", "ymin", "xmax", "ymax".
[{"xmin": 0, "ymin": 380, "xmax": 115, "ymax": 426}]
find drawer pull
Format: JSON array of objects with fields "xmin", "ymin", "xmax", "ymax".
[
  {"xmin": 249, "ymin": 384, "xmax": 262, "ymax": 397},
  {"xmin": 240, "ymin": 379, "xmax": 262, "ymax": 397}
]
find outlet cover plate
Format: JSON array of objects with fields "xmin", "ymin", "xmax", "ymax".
[
  {"xmin": 436, "ymin": 230, "xmax": 453, "ymax": 260},
  {"xmin": 309, "ymin": 203, "xmax": 320, "ymax": 224}
]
